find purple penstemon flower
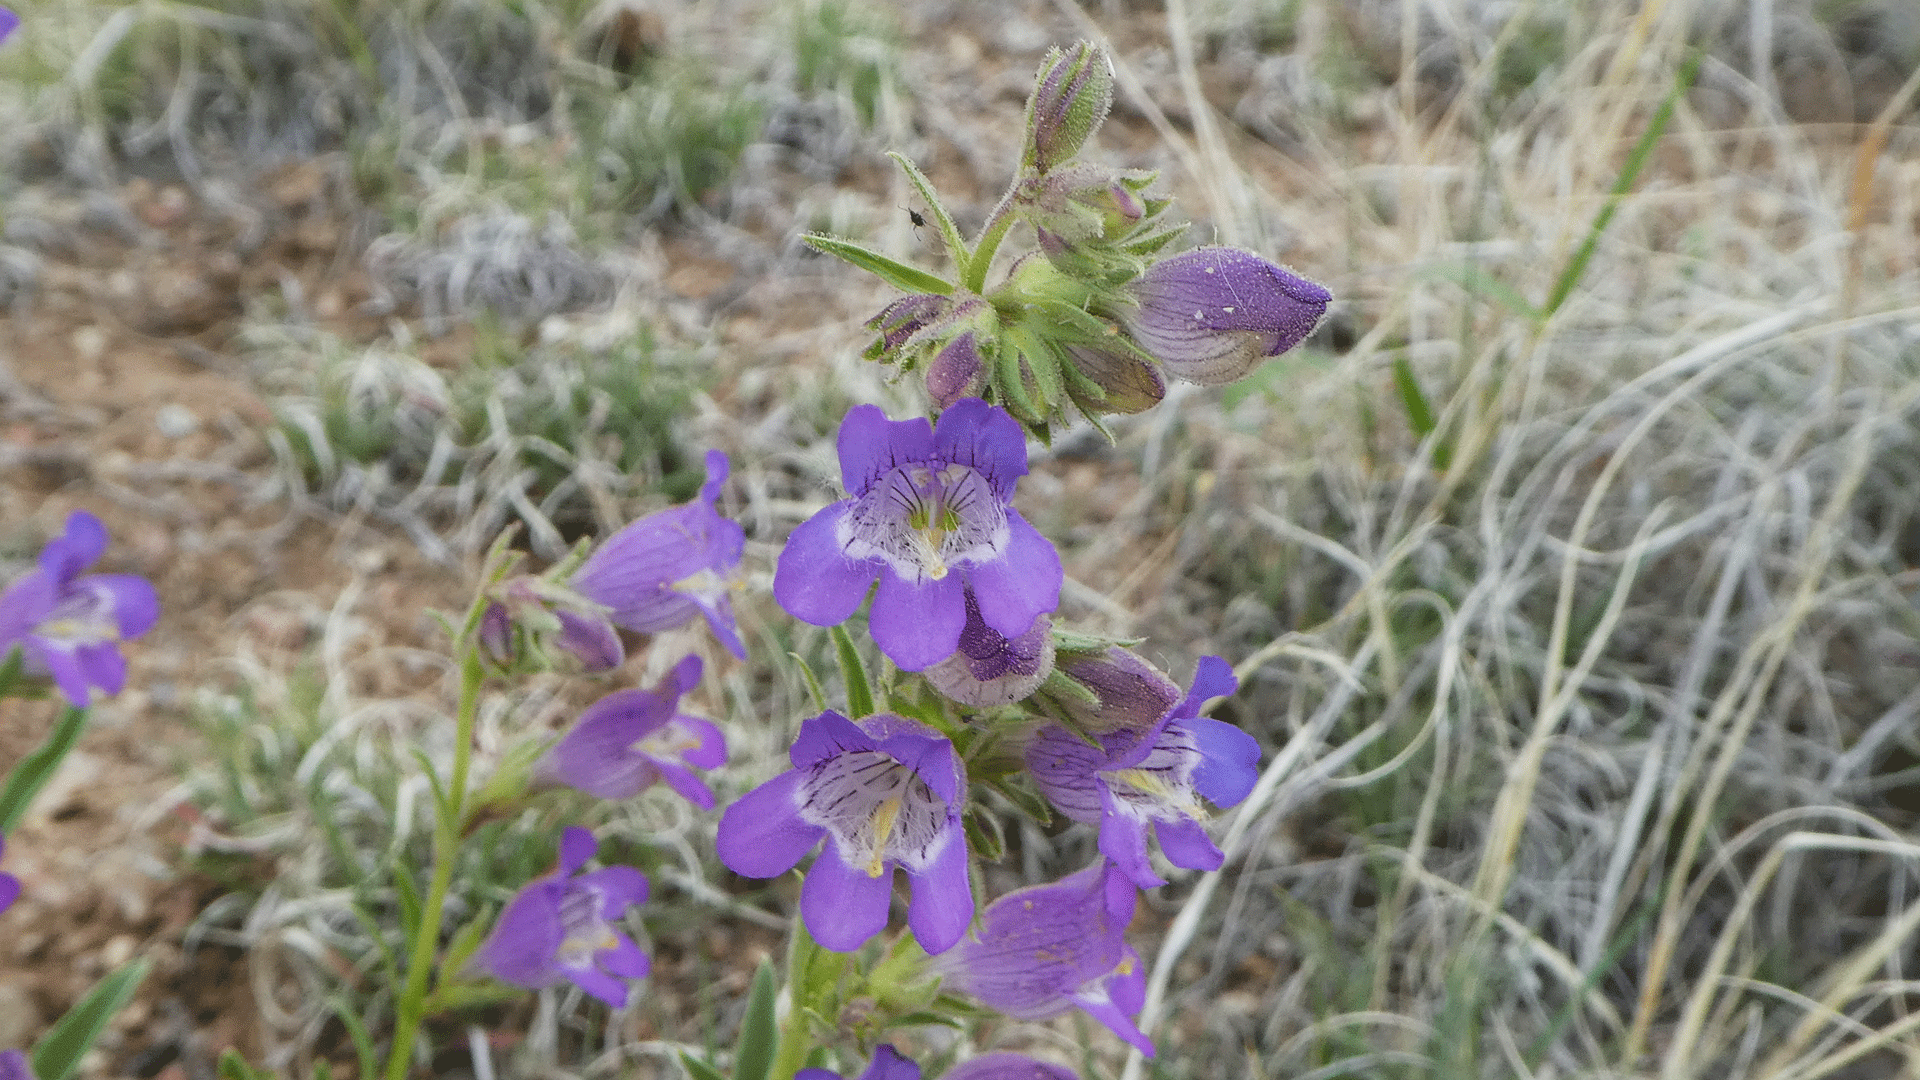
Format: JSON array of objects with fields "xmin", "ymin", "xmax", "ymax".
[
  {"xmin": 716, "ymin": 711, "xmax": 971, "ymax": 954},
  {"xmin": 1120, "ymin": 247, "xmax": 1330, "ymax": 386},
  {"xmin": 937, "ymin": 860, "xmax": 1152, "ymax": 1056},
  {"xmin": 571, "ymin": 449, "xmax": 747, "ymax": 659},
  {"xmin": 0, "ymin": 835, "xmax": 18, "ymax": 916},
  {"xmin": 476, "ymin": 826, "xmax": 650, "ymax": 1007},
  {"xmin": 533, "ymin": 655, "xmax": 726, "ymax": 809},
  {"xmin": 1027, "ymin": 655, "xmax": 1259, "ymax": 889},
  {"xmin": 796, "ymin": 1045, "xmax": 920, "ymax": 1080},
  {"xmin": 0, "ymin": 511, "xmax": 159, "ymax": 708},
  {"xmin": 0, "ymin": 8, "xmax": 17, "ymax": 45},
  {"xmin": 479, "ymin": 575, "xmax": 625, "ymax": 673},
  {"xmin": 774, "ymin": 399, "xmax": 1061, "ymax": 672}
]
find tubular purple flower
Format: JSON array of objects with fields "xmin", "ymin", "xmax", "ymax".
[
  {"xmin": 795, "ymin": 1045, "xmax": 921, "ymax": 1080},
  {"xmin": 0, "ymin": 511, "xmax": 159, "ymax": 708},
  {"xmin": 926, "ymin": 332, "xmax": 986, "ymax": 409},
  {"xmin": 571, "ymin": 450, "xmax": 746, "ymax": 659},
  {"xmin": 480, "ymin": 576, "xmax": 624, "ymax": 673},
  {"xmin": 534, "ymin": 655, "xmax": 727, "ymax": 809},
  {"xmin": 1120, "ymin": 247, "xmax": 1331, "ymax": 386},
  {"xmin": 938, "ymin": 861, "xmax": 1152, "ymax": 1056},
  {"xmin": 945, "ymin": 1056, "xmax": 1078, "ymax": 1080},
  {"xmin": 924, "ymin": 589, "xmax": 1053, "ymax": 708},
  {"xmin": 773, "ymin": 399, "xmax": 1062, "ymax": 672},
  {"xmin": 476, "ymin": 826, "xmax": 650, "ymax": 1008},
  {"xmin": 0, "ymin": 835, "xmax": 18, "ymax": 915},
  {"xmin": 716, "ymin": 711, "xmax": 971, "ymax": 954},
  {"xmin": 1027, "ymin": 656, "xmax": 1258, "ymax": 889}
]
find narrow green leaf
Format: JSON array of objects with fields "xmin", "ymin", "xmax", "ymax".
[
  {"xmin": 436, "ymin": 906, "xmax": 496, "ymax": 994},
  {"xmin": 0, "ymin": 643, "xmax": 26, "ymax": 699},
  {"xmin": 1540, "ymin": 49, "xmax": 1702, "ymax": 320},
  {"xmin": 1391, "ymin": 355, "xmax": 1436, "ymax": 439},
  {"xmin": 830, "ymin": 624, "xmax": 875, "ymax": 720},
  {"xmin": 733, "ymin": 959, "xmax": 779, "ymax": 1080},
  {"xmin": 803, "ymin": 234, "xmax": 953, "ymax": 297},
  {"xmin": 0, "ymin": 706, "xmax": 88, "ymax": 834},
  {"xmin": 393, "ymin": 863, "xmax": 424, "ymax": 944},
  {"xmin": 328, "ymin": 997, "xmax": 379, "ymax": 1080},
  {"xmin": 963, "ymin": 807, "xmax": 1006, "ymax": 861},
  {"xmin": 217, "ymin": 1050, "xmax": 270, "ymax": 1080},
  {"xmin": 789, "ymin": 651, "xmax": 829, "ymax": 714},
  {"xmin": 887, "ymin": 152, "xmax": 970, "ymax": 273},
  {"xmin": 1418, "ymin": 262, "xmax": 1537, "ymax": 319},
  {"xmin": 32, "ymin": 958, "xmax": 150, "ymax": 1080},
  {"xmin": 679, "ymin": 1053, "xmax": 729, "ymax": 1080}
]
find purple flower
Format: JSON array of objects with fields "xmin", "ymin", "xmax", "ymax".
[
  {"xmin": 571, "ymin": 450, "xmax": 746, "ymax": 659},
  {"xmin": 0, "ymin": 835, "xmax": 18, "ymax": 916},
  {"xmin": 476, "ymin": 826, "xmax": 650, "ymax": 1008},
  {"xmin": 926, "ymin": 332, "xmax": 986, "ymax": 409},
  {"xmin": 0, "ymin": 1050, "xmax": 32, "ymax": 1080},
  {"xmin": 774, "ymin": 399, "xmax": 1062, "ymax": 672},
  {"xmin": 946, "ymin": 1056, "xmax": 1078, "ymax": 1080},
  {"xmin": 1027, "ymin": 656, "xmax": 1258, "ymax": 889},
  {"xmin": 924, "ymin": 589, "xmax": 1053, "ymax": 708},
  {"xmin": 480, "ymin": 576, "xmax": 625, "ymax": 673},
  {"xmin": 796, "ymin": 1045, "xmax": 920, "ymax": 1080},
  {"xmin": 0, "ymin": 511, "xmax": 159, "ymax": 708},
  {"xmin": 938, "ymin": 861, "xmax": 1152, "ymax": 1056},
  {"xmin": 533, "ymin": 655, "xmax": 726, "ymax": 809},
  {"xmin": 1120, "ymin": 248, "xmax": 1330, "ymax": 386},
  {"xmin": 717, "ymin": 711, "xmax": 971, "ymax": 954},
  {"xmin": 0, "ymin": 8, "xmax": 16, "ymax": 45}
]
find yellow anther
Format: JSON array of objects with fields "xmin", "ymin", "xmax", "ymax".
[{"xmin": 866, "ymin": 797, "xmax": 903, "ymax": 876}]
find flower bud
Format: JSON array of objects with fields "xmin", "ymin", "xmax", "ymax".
[
  {"xmin": 1023, "ymin": 42, "xmax": 1114, "ymax": 175},
  {"xmin": 924, "ymin": 589, "xmax": 1054, "ymax": 707},
  {"xmin": 1121, "ymin": 247, "xmax": 1331, "ymax": 386},
  {"xmin": 926, "ymin": 332, "xmax": 987, "ymax": 409},
  {"xmin": 1062, "ymin": 341, "xmax": 1164, "ymax": 415}
]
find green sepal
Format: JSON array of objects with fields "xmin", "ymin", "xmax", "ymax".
[
  {"xmin": 790, "ymin": 650, "xmax": 830, "ymax": 713},
  {"xmin": 680, "ymin": 1054, "xmax": 729, "ymax": 1080},
  {"xmin": 867, "ymin": 932, "xmax": 941, "ymax": 1015},
  {"xmin": 888, "ymin": 152, "xmax": 970, "ymax": 272},
  {"xmin": 804, "ymin": 234, "xmax": 953, "ymax": 296},
  {"xmin": 466, "ymin": 737, "xmax": 546, "ymax": 818},
  {"xmin": 991, "ymin": 338, "xmax": 1047, "ymax": 429},
  {"xmin": 32, "ymin": 958, "xmax": 150, "ymax": 1080},
  {"xmin": 984, "ymin": 773, "xmax": 1056, "ymax": 826},
  {"xmin": 1001, "ymin": 322, "xmax": 1067, "ymax": 428},
  {"xmin": 433, "ymin": 904, "xmax": 497, "ymax": 999},
  {"xmin": 962, "ymin": 805, "xmax": 1007, "ymax": 862},
  {"xmin": 830, "ymin": 623, "xmax": 876, "ymax": 720},
  {"xmin": 733, "ymin": 959, "xmax": 779, "ymax": 1080}
]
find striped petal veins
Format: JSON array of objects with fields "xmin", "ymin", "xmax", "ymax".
[
  {"xmin": 555, "ymin": 882, "xmax": 621, "ymax": 968},
  {"xmin": 799, "ymin": 749, "xmax": 952, "ymax": 876},
  {"xmin": 837, "ymin": 463, "xmax": 1008, "ymax": 585},
  {"xmin": 1028, "ymin": 722, "xmax": 1205, "ymax": 826}
]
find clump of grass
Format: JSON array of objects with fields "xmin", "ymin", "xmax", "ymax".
[{"xmin": 253, "ymin": 318, "xmax": 700, "ymax": 561}]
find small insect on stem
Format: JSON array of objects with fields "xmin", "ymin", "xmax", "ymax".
[{"xmin": 903, "ymin": 206, "xmax": 927, "ymax": 237}]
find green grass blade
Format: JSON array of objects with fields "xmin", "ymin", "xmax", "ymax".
[
  {"xmin": 830, "ymin": 623, "xmax": 875, "ymax": 720},
  {"xmin": 1391, "ymin": 355, "xmax": 1437, "ymax": 440},
  {"xmin": 0, "ymin": 706, "xmax": 88, "ymax": 834},
  {"xmin": 679, "ymin": 1054, "xmax": 728, "ymax": 1080},
  {"xmin": 803, "ymin": 234, "xmax": 954, "ymax": 296},
  {"xmin": 32, "ymin": 958, "xmax": 150, "ymax": 1080},
  {"xmin": 789, "ymin": 651, "xmax": 829, "ymax": 714},
  {"xmin": 733, "ymin": 959, "xmax": 779, "ymax": 1080},
  {"xmin": 1539, "ymin": 49, "xmax": 1703, "ymax": 320}
]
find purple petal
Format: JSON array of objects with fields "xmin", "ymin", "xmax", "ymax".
[
  {"xmin": 671, "ymin": 653, "xmax": 704, "ymax": 693},
  {"xmin": 773, "ymin": 504, "xmax": 874, "ymax": 628},
  {"xmin": 944, "ymin": 1055, "xmax": 1078, "ymax": 1080},
  {"xmin": 40, "ymin": 512, "xmax": 107, "ymax": 583},
  {"xmin": 85, "ymin": 575, "xmax": 159, "ymax": 639},
  {"xmin": 1024, "ymin": 727, "xmax": 1106, "ymax": 824},
  {"xmin": 0, "ymin": 1050, "xmax": 31, "ymax": 1080},
  {"xmin": 931, "ymin": 397, "xmax": 1030, "ymax": 502},
  {"xmin": 598, "ymin": 933, "xmax": 652, "ymax": 978},
  {"xmin": 868, "ymin": 571, "xmax": 966, "ymax": 671},
  {"xmin": 559, "ymin": 827, "xmax": 597, "ymax": 875},
  {"xmin": 906, "ymin": 830, "xmax": 972, "ymax": 955},
  {"xmin": 1059, "ymin": 648, "xmax": 1182, "ymax": 733},
  {"xmin": 858, "ymin": 1046, "xmax": 922, "ymax": 1080},
  {"xmin": 559, "ymin": 958, "xmax": 631, "ymax": 1008},
  {"xmin": 0, "ymin": 871, "xmax": 18, "ymax": 915},
  {"xmin": 694, "ymin": 593, "xmax": 749, "ymax": 660},
  {"xmin": 669, "ymin": 714, "xmax": 728, "ymax": 770},
  {"xmin": 795, "ymin": 1071, "xmax": 842, "ymax": 1080},
  {"xmin": 963, "ymin": 512, "xmax": 1062, "ymax": 637},
  {"xmin": 0, "ymin": 9, "xmax": 18, "ymax": 46},
  {"xmin": 35, "ymin": 641, "xmax": 94, "ymax": 708},
  {"xmin": 74, "ymin": 642, "xmax": 127, "ymax": 698},
  {"xmin": 1153, "ymin": 815, "xmax": 1224, "ymax": 872},
  {"xmin": 479, "ymin": 880, "xmax": 565, "ymax": 987},
  {"xmin": 838, "ymin": 405, "xmax": 934, "ymax": 496},
  {"xmin": 716, "ymin": 771, "xmax": 822, "ymax": 878},
  {"xmin": 1098, "ymin": 788, "xmax": 1164, "ymax": 889},
  {"xmin": 0, "ymin": 571, "xmax": 54, "ymax": 644},
  {"xmin": 789, "ymin": 710, "xmax": 876, "ymax": 767},
  {"xmin": 1071, "ymin": 991, "xmax": 1155, "ymax": 1057},
  {"xmin": 1177, "ymin": 655, "xmax": 1238, "ymax": 718},
  {"xmin": 1185, "ymin": 716, "xmax": 1261, "ymax": 808},
  {"xmin": 651, "ymin": 760, "xmax": 716, "ymax": 809},
  {"xmin": 578, "ymin": 865, "xmax": 649, "ymax": 912},
  {"xmin": 698, "ymin": 449, "xmax": 731, "ymax": 505},
  {"xmin": 801, "ymin": 843, "xmax": 894, "ymax": 952},
  {"xmin": 1123, "ymin": 247, "xmax": 1330, "ymax": 386},
  {"xmin": 927, "ymin": 333, "xmax": 985, "ymax": 409},
  {"xmin": 541, "ymin": 691, "xmax": 673, "ymax": 798}
]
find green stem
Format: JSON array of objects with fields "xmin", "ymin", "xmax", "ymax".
[
  {"xmin": 962, "ymin": 183, "xmax": 1022, "ymax": 295},
  {"xmin": 0, "ymin": 705, "xmax": 88, "ymax": 835},
  {"xmin": 383, "ymin": 625, "xmax": 486, "ymax": 1080},
  {"xmin": 769, "ymin": 916, "xmax": 822, "ymax": 1080}
]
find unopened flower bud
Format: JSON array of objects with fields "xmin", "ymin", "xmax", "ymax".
[
  {"xmin": 1062, "ymin": 341, "xmax": 1164, "ymax": 415},
  {"xmin": 926, "ymin": 332, "xmax": 986, "ymax": 409},
  {"xmin": 1024, "ymin": 42, "xmax": 1114, "ymax": 175},
  {"xmin": 925, "ymin": 590, "xmax": 1054, "ymax": 707},
  {"xmin": 1121, "ymin": 247, "xmax": 1331, "ymax": 386}
]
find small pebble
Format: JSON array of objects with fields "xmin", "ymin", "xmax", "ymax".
[{"xmin": 155, "ymin": 404, "xmax": 200, "ymax": 438}]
